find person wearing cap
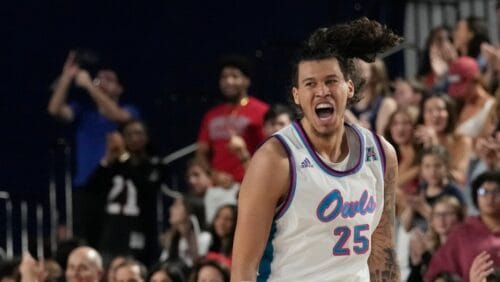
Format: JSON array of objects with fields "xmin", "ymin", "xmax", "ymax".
[{"xmin": 448, "ymin": 56, "xmax": 495, "ymax": 139}]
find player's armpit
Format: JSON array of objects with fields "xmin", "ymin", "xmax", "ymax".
[{"xmin": 368, "ymin": 137, "xmax": 401, "ymax": 282}]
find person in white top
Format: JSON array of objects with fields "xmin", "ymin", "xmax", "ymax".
[
  {"xmin": 160, "ymin": 196, "xmax": 211, "ymax": 267},
  {"xmin": 185, "ymin": 157, "xmax": 239, "ymax": 224},
  {"xmin": 448, "ymin": 56, "xmax": 495, "ymax": 138},
  {"xmin": 232, "ymin": 18, "xmax": 401, "ymax": 282}
]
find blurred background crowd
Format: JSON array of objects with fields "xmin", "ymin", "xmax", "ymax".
[{"xmin": 1, "ymin": 0, "xmax": 500, "ymax": 281}]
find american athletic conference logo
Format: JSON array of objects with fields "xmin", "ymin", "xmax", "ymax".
[
  {"xmin": 300, "ymin": 157, "xmax": 314, "ymax": 168},
  {"xmin": 366, "ymin": 146, "xmax": 378, "ymax": 162}
]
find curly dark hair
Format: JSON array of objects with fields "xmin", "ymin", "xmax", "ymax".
[
  {"xmin": 217, "ymin": 54, "xmax": 253, "ymax": 78},
  {"xmin": 291, "ymin": 17, "xmax": 402, "ymax": 106}
]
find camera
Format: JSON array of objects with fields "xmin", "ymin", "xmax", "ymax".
[{"xmin": 74, "ymin": 48, "xmax": 100, "ymax": 75}]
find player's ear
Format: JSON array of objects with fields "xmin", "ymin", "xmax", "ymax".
[
  {"xmin": 346, "ymin": 79, "xmax": 354, "ymax": 99},
  {"xmin": 292, "ymin": 87, "xmax": 300, "ymax": 105}
]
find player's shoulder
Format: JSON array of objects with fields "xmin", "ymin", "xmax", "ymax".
[
  {"xmin": 243, "ymin": 136, "xmax": 291, "ymax": 184},
  {"xmin": 348, "ymin": 123, "xmax": 397, "ymax": 159},
  {"xmin": 253, "ymin": 136, "xmax": 289, "ymax": 162},
  {"xmin": 378, "ymin": 135, "xmax": 397, "ymax": 162},
  {"xmin": 355, "ymin": 125, "xmax": 398, "ymax": 173},
  {"xmin": 373, "ymin": 133, "xmax": 398, "ymax": 178},
  {"xmin": 368, "ymin": 131, "xmax": 395, "ymax": 155},
  {"xmin": 241, "ymin": 136, "xmax": 291, "ymax": 200}
]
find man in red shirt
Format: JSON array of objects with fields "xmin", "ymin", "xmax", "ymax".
[
  {"xmin": 425, "ymin": 170, "xmax": 500, "ymax": 282},
  {"xmin": 197, "ymin": 55, "xmax": 269, "ymax": 185}
]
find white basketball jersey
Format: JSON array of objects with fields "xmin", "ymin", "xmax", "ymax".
[{"xmin": 257, "ymin": 121, "xmax": 386, "ymax": 282}]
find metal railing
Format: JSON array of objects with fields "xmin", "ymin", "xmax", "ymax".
[
  {"xmin": 0, "ymin": 195, "xmax": 46, "ymax": 260},
  {"xmin": 0, "ymin": 142, "xmax": 198, "ymax": 259},
  {"xmin": 0, "ymin": 191, "xmax": 13, "ymax": 259}
]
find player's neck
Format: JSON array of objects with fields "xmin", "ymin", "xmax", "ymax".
[{"xmin": 307, "ymin": 123, "xmax": 348, "ymax": 163}]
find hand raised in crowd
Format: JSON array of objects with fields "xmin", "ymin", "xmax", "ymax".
[
  {"xmin": 438, "ymin": 39, "xmax": 457, "ymax": 63},
  {"xmin": 61, "ymin": 50, "xmax": 80, "ymax": 79},
  {"xmin": 429, "ymin": 38, "xmax": 457, "ymax": 78},
  {"xmin": 414, "ymin": 125, "xmax": 439, "ymax": 148},
  {"xmin": 475, "ymin": 136, "xmax": 500, "ymax": 169},
  {"xmin": 406, "ymin": 190, "xmax": 431, "ymax": 220},
  {"xmin": 481, "ymin": 43, "xmax": 500, "ymax": 72},
  {"xmin": 228, "ymin": 135, "xmax": 251, "ymax": 163},
  {"xmin": 212, "ymin": 170, "xmax": 234, "ymax": 189},
  {"xmin": 469, "ymin": 251, "xmax": 495, "ymax": 282},
  {"xmin": 74, "ymin": 69, "xmax": 94, "ymax": 90},
  {"xmin": 102, "ymin": 131, "xmax": 128, "ymax": 165},
  {"xmin": 409, "ymin": 228, "xmax": 429, "ymax": 266},
  {"xmin": 19, "ymin": 252, "xmax": 44, "ymax": 282},
  {"xmin": 429, "ymin": 44, "xmax": 451, "ymax": 78}
]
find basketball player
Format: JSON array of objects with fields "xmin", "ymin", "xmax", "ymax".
[{"xmin": 231, "ymin": 18, "xmax": 402, "ymax": 281}]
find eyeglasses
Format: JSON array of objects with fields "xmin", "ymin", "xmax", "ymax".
[{"xmin": 477, "ymin": 187, "xmax": 500, "ymax": 197}]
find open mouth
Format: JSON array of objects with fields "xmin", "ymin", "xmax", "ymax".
[{"xmin": 315, "ymin": 103, "xmax": 334, "ymax": 119}]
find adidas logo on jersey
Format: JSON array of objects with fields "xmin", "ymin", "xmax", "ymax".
[{"xmin": 300, "ymin": 157, "xmax": 314, "ymax": 168}]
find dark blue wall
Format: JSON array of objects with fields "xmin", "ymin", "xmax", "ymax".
[{"xmin": 1, "ymin": 2, "xmax": 406, "ymax": 251}]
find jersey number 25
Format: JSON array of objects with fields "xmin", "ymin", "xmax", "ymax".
[{"xmin": 332, "ymin": 224, "xmax": 369, "ymax": 256}]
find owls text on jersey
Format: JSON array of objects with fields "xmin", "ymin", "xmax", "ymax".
[{"xmin": 258, "ymin": 121, "xmax": 386, "ymax": 282}]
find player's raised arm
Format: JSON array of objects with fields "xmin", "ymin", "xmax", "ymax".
[
  {"xmin": 368, "ymin": 136, "xmax": 401, "ymax": 282},
  {"xmin": 231, "ymin": 138, "xmax": 290, "ymax": 282}
]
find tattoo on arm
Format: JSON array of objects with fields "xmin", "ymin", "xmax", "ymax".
[
  {"xmin": 369, "ymin": 249, "xmax": 399, "ymax": 282},
  {"xmin": 369, "ymin": 160, "xmax": 400, "ymax": 282}
]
